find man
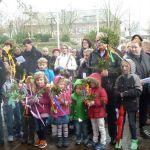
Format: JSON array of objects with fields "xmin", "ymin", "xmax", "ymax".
[
  {"xmin": 22, "ymin": 39, "xmax": 42, "ymax": 75},
  {"xmin": 0, "ymin": 57, "xmax": 6, "ymax": 145},
  {"xmin": 127, "ymin": 38, "xmax": 150, "ymax": 139},
  {"xmin": 89, "ymin": 33, "xmax": 122, "ymax": 145}
]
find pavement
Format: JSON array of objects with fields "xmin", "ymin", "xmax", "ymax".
[{"xmin": 0, "ymin": 121, "xmax": 150, "ymax": 150}]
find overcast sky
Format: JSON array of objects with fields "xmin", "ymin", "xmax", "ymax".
[{"xmin": 0, "ymin": 0, "xmax": 150, "ymax": 33}]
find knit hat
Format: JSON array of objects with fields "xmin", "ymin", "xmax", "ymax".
[
  {"xmin": 73, "ymin": 79, "xmax": 83, "ymax": 88},
  {"xmin": 122, "ymin": 59, "xmax": 136, "ymax": 74},
  {"xmin": 54, "ymin": 75, "xmax": 64, "ymax": 84},
  {"xmin": 86, "ymin": 73, "xmax": 101, "ymax": 87}
]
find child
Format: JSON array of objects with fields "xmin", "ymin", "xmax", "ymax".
[
  {"xmin": 37, "ymin": 57, "xmax": 54, "ymax": 83},
  {"xmin": 114, "ymin": 59, "xmax": 142, "ymax": 150},
  {"xmin": 85, "ymin": 73, "xmax": 108, "ymax": 150},
  {"xmin": 30, "ymin": 71, "xmax": 51, "ymax": 149},
  {"xmin": 21, "ymin": 77, "xmax": 35, "ymax": 145},
  {"xmin": 71, "ymin": 79, "xmax": 88, "ymax": 145},
  {"xmin": 2, "ymin": 71, "xmax": 22, "ymax": 142},
  {"xmin": 52, "ymin": 76, "xmax": 72, "ymax": 147}
]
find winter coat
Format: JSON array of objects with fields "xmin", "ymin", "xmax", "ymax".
[
  {"xmin": 51, "ymin": 90, "xmax": 72, "ymax": 117},
  {"xmin": 31, "ymin": 91, "xmax": 51, "ymax": 118},
  {"xmin": 126, "ymin": 50, "xmax": 150, "ymax": 94},
  {"xmin": 22, "ymin": 46, "xmax": 42, "ymax": 75},
  {"xmin": 114, "ymin": 74, "xmax": 142, "ymax": 111},
  {"xmin": 71, "ymin": 79, "xmax": 88, "ymax": 121},
  {"xmin": 88, "ymin": 87, "xmax": 108, "ymax": 118},
  {"xmin": 0, "ymin": 58, "xmax": 6, "ymax": 88},
  {"xmin": 89, "ymin": 49, "xmax": 121, "ymax": 93}
]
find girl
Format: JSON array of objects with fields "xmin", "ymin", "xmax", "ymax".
[
  {"xmin": 29, "ymin": 71, "xmax": 51, "ymax": 149},
  {"xmin": 52, "ymin": 76, "xmax": 72, "ymax": 148},
  {"xmin": 85, "ymin": 73, "xmax": 108, "ymax": 150}
]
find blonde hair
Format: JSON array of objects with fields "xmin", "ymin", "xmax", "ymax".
[
  {"xmin": 34, "ymin": 71, "xmax": 48, "ymax": 86},
  {"xmin": 131, "ymin": 39, "xmax": 142, "ymax": 47},
  {"xmin": 37, "ymin": 57, "xmax": 48, "ymax": 64}
]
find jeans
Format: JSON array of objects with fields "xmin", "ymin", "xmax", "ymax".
[
  {"xmin": 3, "ymin": 102, "xmax": 21, "ymax": 136},
  {"xmin": 34, "ymin": 117, "xmax": 49, "ymax": 140},
  {"xmin": 0, "ymin": 102, "xmax": 4, "ymax": 143},
  {"xmin": 74, "ymin": 120, "xmax": 88, "ymax": 141},
  {"xmin": 122, "ymin": 111, "xmax": 137, "ymax": 139}
]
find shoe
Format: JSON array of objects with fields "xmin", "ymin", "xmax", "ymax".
[
  {"xmin": 115, "ymin": 139, "xmax": 122, "ymax": 149},
  {"xmin": 130, "ymin": 139, "xmax": 138, "ymax": 150},
  {"xmin": 8, "ymin": 136, "xmax": 14, "ymax": 142},
  {"xmin": 39, "ymin": 140, "xmax": 47, "ymax": 149},
  {"xmin": 86, "ymin": 140, "xmax": 97, "ymax": 148},
  {"xmin": 140, "ymin": 126, "xmax": 150, "ymax": 139},
  {"xmin": 95, "ymin": 143, "xmax": 106, "ymax": 150},
  {"xmin": 63, "ymin": 137, "xmax": 69, "ymax": 147},
  {"xmin": 57, "ymin": 137, "xmax": 63, "ymax": 148},
  {"xmin": 76, "ymin": 139, "xmax": 81, "ymax": 145},
  {"xmin": 110, "ymin": 137, "xmax": 116, "ymax": 145},
  {"xmin": 21, "ymin": 138, "xmax": 28, "ymax": 144},
  {"xmin": 34, "ymin": 139, "xmax": 41, "ymax": 147}
]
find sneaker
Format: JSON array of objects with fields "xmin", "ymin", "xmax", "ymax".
[
  {"xmin": 63, "ymin": 137, "xmax": 69, "ymax": 147},
  {"xmin": 8, "ymin": 136, "xmax": 14, "ymax": 142},
  {"xmin": 21, "ymin": 138, "xmax": 28, "ymax": 144},
  {"xmin": 76, "ymin": 139, "xmax": 81, "ymax": 145},
  {"xmin": 57, "ymin": 137, "xmax": 63, "ymax": 148},
  {"xmin": 95, "ymin": 144, "xmax": 106, "ymax": 150},
  {"xmin": 86, "ymin": 140, "xmax": 97, "ymax": 148},
  {"xmin": 34, "ymin": 139, "xmax": 41, "ymax": 147},
  {"xmin": 130, "ymin": 139, "xmax": 138, "ymax": 150},
  {"xmin": 110, "ymin": 137, "xmax": 116, "ymax": 145},
  {"xmin": 27, "ymin": 139, "xmax": 34, "ymax": 145},
  {"xmin": 39, "ymin": 140, "xmax": 48, "ymax": 149},
  {"xmin": 140, "ymin": 127, "xmax": 150, "ymax": 139},
  {"xmin": 115, "ymin": 139, "xmax": 122, "ymax": 149}
]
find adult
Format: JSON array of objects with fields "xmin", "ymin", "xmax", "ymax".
[
  {"xmin": 126, "ymin": 39, "xmax": 150, "ymax": 139},
  {"xmin": 89, "ymin": 33, "xmax": 122, "ymax": 145},
  {"xmin": 54, "ymin": 44, "xmax": 77, "ymax": 77},
  {"xmin": 0, "ymin": 57, "xmax": 6, "ymax": 145},
  {"xmin": 79, "ymin": 38, "xmax": 92, "ymax": 58},
  {"xmin": 22, "ymin": 39, "xmax": 42, "ymax": 75},
  {"xmin": 13, "ymin": 46, "xmax": 24, "ymax": 81},
  {"xmin": 41, "ymin": 47, "xmax": 52, "ymax": 69},
  {"xmin": 77, "ymin": 49, "xmax": 92, "ymax": 79}
]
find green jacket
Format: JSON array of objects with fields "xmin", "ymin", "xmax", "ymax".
[{"xmin": 71, "ymin": 93, "xmax": 88, "ymax": 121}]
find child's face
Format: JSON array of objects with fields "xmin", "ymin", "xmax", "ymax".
[
  {"xmin": 58, "ymin": 81, "xmax": 66, "ymax": 90},
  {"xmin": 90, "ymin": 82, "xmax": 96, "ymax": 88},
  {"xmin": 121, "ymin": 62, "xmax": 130, "ymax": 74},
  {"xmin": 42, "ymin": 48, "xmax": 49, "ymax": 56},
  {"xmin": 75, "ymin": 85, "xmax": 82, "ymax": 94},
  {"xmin": 38, "ymin": 62, "xmax": 47, "ymax": 71},
  {"xmin": 35, "ymin": 77, "xmax": 45, "ymax": 87}
]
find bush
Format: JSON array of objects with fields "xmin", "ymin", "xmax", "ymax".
[
  {"xmin": 34, "ymin": 33, "xmax": 51, "ymax": 42},
  {"xmin": 13, "ymin": 32, "xmax": 28, "ymax": 44},
  {"xmin": 85, "ymin": 30, "xmax": 97, "ymax": 44},
  {"xmin": 61, "ymin": 34, "xmax": 70, "ymax": 42},
  {"xmin": 0, "ymin": 35, "xmax": 9, "ymax": 45}
]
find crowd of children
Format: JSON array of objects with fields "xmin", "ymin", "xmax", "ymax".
[{"xmin": 0, "ymin": 39, "xmax": 144, "ymax": 150}]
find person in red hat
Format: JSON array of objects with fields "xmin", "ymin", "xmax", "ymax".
[{"xmin": 85, "ymin": 73, "xmax": 108, "ymax": 150}]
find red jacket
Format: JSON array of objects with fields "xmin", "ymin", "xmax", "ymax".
[{"xmin": 88, "ymin": 87, "xmax": 108, "ymax": 118}]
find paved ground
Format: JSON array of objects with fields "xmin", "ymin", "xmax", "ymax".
[{"xmin": 1, "ymin": 121, "xmax": 150, "ymax": 150}]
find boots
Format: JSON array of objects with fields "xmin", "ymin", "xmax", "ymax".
[
  {"xmin": 130, "ymin": 139, "xmax": 138, "ymax": 150},
  {"xmin": 115, "ymin": 139, "xmax": 122, "ymax": 149}
]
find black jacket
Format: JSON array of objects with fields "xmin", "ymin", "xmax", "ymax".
[
  {"xmin": 114, "ymin": 74, "xmax": 142, "ymax": 111},
  {"xmin": 22, "ymin": 46, "xmax": 42, "ymax": 75},
  {"xmin": 0, "ymin": 58, "xmax": 6, "ymax": 88}
]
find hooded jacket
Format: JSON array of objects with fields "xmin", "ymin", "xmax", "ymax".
[
  {"xmin": 71, "ymin": 79, "xmax": 88, "ymax": 121},
  {"xmin": 86, "ymin": 73, "xmax": 108, "ymax": 118},
  {"xmin": 114, "ymin": 59, "xmax": 142, "ymax": 111}
]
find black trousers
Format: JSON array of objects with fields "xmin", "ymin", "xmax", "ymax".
[
  {"xmin": 106, "ymin": 94, "xmax": 117, "ymax": 139},
  {"xmin": 139, "ymin": 93, "xmax": 150, "ymax": 128}
]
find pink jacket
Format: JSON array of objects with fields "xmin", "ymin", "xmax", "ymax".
[{"xmin": 52, "ymin": 90, "xmax": 72, "ymax": 117}]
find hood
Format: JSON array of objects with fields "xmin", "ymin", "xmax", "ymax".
[
  {"xmin": 54, "ymin": 75, "xmax": 64, "ymax": 84},
  {"xmin": 73, "ymin": 79, "xmax": 82, "ymax": 87},
  {"xmin": 87, "ymin": 73, "xmax": 101, "ymax": 87},
  {"xmin": 122, "ymin": 59, "xmax": 136, "ymax": 74}
]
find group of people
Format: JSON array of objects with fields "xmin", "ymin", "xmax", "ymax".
[{"xmin": 0, "ymin": 34, "xmax": 150, "ymax": 150}]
